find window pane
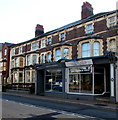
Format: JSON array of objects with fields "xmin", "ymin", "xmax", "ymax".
[
  {"xmin": 19, "ymin": 58, "xmax": 23, "ymax": 67},
  {"xmin": 48, "ymin": 37, "xmax": 52, "ymax": 45},
  {"xmin": 45, "ymin": 69, "xmax": 62, "ymax": 92},
  {"xmin": 87, "ymin": 24, "xmax": 93, "ymax": 33},
  {"xmin": 26, "ymin": 71, "xmax": 30, "ymax": 83},
  {"xmin": 19, "ymin": 73, "xmax": 23, "ymax": 82},
  {"xmin": 42, "ymin": 39, "xmax": 46, "ymax": 47},
  {"xmin": 32, "ymin": 71, "xmax": 36, "ymax": 83},
  {"xmin": 110, "ymin": 39, "xmax": 116, "ymax": 52},
  {"xmin": 55, "ymin": 49, "xmax": 61, "ymax": 61},
  {"xmin": 41, "ymin": 54, "xmax": 45, "ymax": 63},
  {"xmin": 61, "ymin": 33, "xmax": 65, "ymax": 41},
  {"xmin": 64, "ymin": 48, "xmax": 69, "ymax": 59},
  {"xmin": 47, "ymin": 53, "xmax": 51, "ymax": 62},
  {"xmin": 15, "ymin": 58, "xmax": 18, "ymax": 67},
  {"xmin": 27, "ymin": 56, "xmax": 30, "ymax": 66},
  {"xmin": 32, "ymin": 55, "xmax": 37, "ymax": 64},
  {"xmin": 93, "ymin": 42, "xmax": 100, "ymax": 56},
  {"xmin": 32, "ymin": 42, "xmax": 39, "ymax": 50},
  {"xmin": 82, "ymin": 43, "xmax": 90, "ymax": 57}
]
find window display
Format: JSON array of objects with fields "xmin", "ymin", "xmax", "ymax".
[{"xmin": 45, "ymin": 69, "xmax": 62, "ymax": 92}]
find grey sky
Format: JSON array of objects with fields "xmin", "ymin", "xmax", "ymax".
[{"xmin": 0, "ymin": 0, "xmax": 117, "ymax": 44}]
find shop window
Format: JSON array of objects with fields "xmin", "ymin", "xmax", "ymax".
[
  {"xmin": 47, "ymin": 37, "xmax": 52, "ymax": 45},
  {"xmin": 86, "ymin": 24, "xmax": 93, "ymax": 34},
  {"xmin": 55, "ymin": 49, "xmax": 61, "ymax": 61},
  {"xmin": 25, "ymin": 71, "xmax": 30, "ymax": 83},
  {"xmin": 19, "ymin": 73, "xmax": 23, "ymax": 82},
  {"xmin": 14, "ymin": 72, "xmax": 18, "ymax": 83},
  {"xmin": 27, "ymin": 55, "xmax": 31, "ymax": 66},
  {"xmin": 93, "ymin": 41, "xmax": 100, "ymax": 56},
  {"xmin": 32, "ymin": 71, "xmax": 36, "ymax": 83},
  {"xmin": 69, "ymin": 67, "xmax": 92, "ymax": 94},
  {"xmin": 82, "ymin": 43, "xmax": 90, "ymax": 57},
  {"xmin": 19, "ymin": 57, "xmax": 23, "ymax": 67},
  {"xmin": 32, "ymin": 55, "xmax": 37, "ymax": 64},
  {"xmin": 45, "ymin": 69, "xmax": 62, "ymax": 92},
  {"xmin": 63, "ymin": 48, "xmax": 69, "ymax": 59},
  {"xmin": 47, "ymin": 53, "xmax": 51, "ymax": 62},
  {"xmin": 107, "ymin": 16, "xmax": 116, "ymax": 28},
  {"xmin": 41, "ymin": 39, "xmax": 46, "ymax": 48},
  {"xmin": 109, "ymin": 39, "xmax": 116, "ymax": 52},
  {"xmin": 32, "ymin": 42, "xmax": 39, "ymax": 50}
]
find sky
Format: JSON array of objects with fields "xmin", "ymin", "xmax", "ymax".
[{"xmin": 0, "ymin": 0, "xmax": 117, "ymax": 44}]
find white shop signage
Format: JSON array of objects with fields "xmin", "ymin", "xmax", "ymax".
[
  {"xmin": 65, "ymin": 59, "xmax": 93, "ymax": 67},
  {"xmin": 70, "ymin": 66, "xmax": 92, "ymax": 73}
]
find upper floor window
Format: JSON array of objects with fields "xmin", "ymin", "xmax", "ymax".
[
  {"xmin": 15, "ymin": 58, "xmax": 18, "ymax": 67},
  {"xmin": 47, "ymin": 37, "xmax": 52, "ymax": 45},
  {"xmin": 60, "ymin": 33, "xmax": 65, "ymax": 41},
  {"xmin": 19, "ymin": 47, "xmax": 22, "ymax": 53},
  {"xmin": 41, "ymin": 53, "xmax": 46, "ymax": 63},
  {"xmin": 55, "ymin": 49, "xmax": 61, "ymax": 61},
  {"xmin": 93, "ymin": 42, "xmax": 100, "ymax": 56},
  {"xmin": 82, "ymin": 43, "xmax": 90, "ymax": 57},
  {"xmin": 32, "ymin": 55, "xmax": 37, "ymax": 64},
  {"xmin": 86, "ymin": 24, "xmax": 93, "ymax": 34},
  {"xmin": 41, "ymin": 39, "xmax": 46, "ymax": 48},
  {"xmin": 4, "ymin": 49, "xmax": 7, "ymax": 56},
  {"xmin": 109, "ymin": 39, "xmax": 116, "ymax": 52},
  {"xmin": 47, "ymin": 52, "xmax": 52, "ymax": 62},
  {"xmin": 63, "ymin": 48, "xmax": 69, "ymax": 59},
  {"xmin": 27, "ymin": 55, "xmax": 31, "ymax": 66},
  {"xmin": 107, "ymin": 16, "xmax": 116, "ymax": 28},
  {"xmin": 19, "ymin": 57, "xmax": 23, "ymax": 67},
  {"xmin": 32, "ymin": 42, "xmax": 39, "ymax": 50}
]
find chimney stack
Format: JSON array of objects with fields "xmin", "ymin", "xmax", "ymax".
[
  {"xmin": 35, "ymin": 24, "xmax": 44, "ymax": 37},
  {"xmin": 81, "ymin": 2, "xmax": 93, "ymax": 19}
]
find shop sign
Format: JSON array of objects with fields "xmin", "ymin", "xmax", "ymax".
[
  {"xmin": 65, "ymin": 59, "xmax": 93, "ymax": 67},
  {"xmin": 70, "ymin": 66, "xmax": 92, "ymax": 73}
]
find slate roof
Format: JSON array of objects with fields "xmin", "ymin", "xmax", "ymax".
[{"xmin": 13, "ymin": 10, "xmax": 117, "ymax": 47}]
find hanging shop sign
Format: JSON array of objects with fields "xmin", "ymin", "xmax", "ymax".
[{"xmin": 65, "ymin": 59, "xmax": 93, "ymax": 67}]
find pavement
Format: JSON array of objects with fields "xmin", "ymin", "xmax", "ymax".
[{"xmin": 2, "ymin": 90, "xmax": 118, "ymax": 111}]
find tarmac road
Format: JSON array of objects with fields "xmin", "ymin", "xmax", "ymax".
[{"xmin": 2, "ymin": 94, "xmax": 118, "ymax": 119}]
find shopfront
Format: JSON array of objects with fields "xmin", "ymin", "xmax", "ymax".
[
  {"xmin": 65, "ymin": 59, "xmax": 106, "ymax": 97},
  {"xmin": 35, "ymin": 56, "xmax": 114, "ymax": 101}
]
